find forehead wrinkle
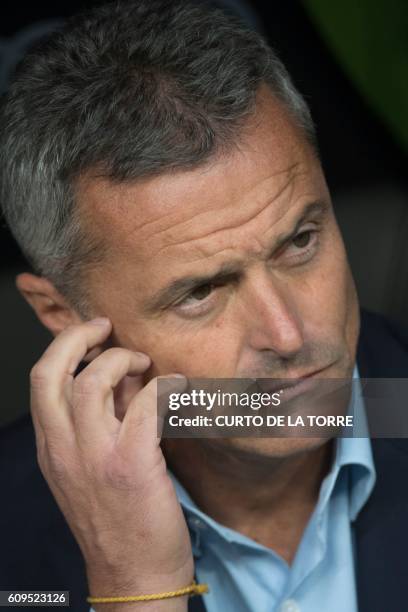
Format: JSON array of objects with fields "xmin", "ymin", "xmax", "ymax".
[
  {"xmin": 151, "ymin": 190, "xmax": 300, "ymax": 267},
  {"xmin": 133, "ymin": 156, "xmax": 301, "ymax": 245},
  {"xmin": 152, "ymin": 241, "xmax": 242, "ymax": 267},
  {"xmin": 149, "ymin": 163, "xmax": 300, "ymax": 257}
]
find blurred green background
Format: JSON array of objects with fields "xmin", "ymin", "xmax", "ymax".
[{"xmin": 304, "ymin": 0, "xmax": 408, "ymax": 153}]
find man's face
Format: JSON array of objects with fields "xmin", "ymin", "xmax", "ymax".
[{"xmin": 78, "ymin": 87, "xmax": 360, "ymax": 456}]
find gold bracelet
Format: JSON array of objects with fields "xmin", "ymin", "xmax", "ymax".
[{"xmin": 87, "ymin": 581, "xmax": 209, "ymax": 604}]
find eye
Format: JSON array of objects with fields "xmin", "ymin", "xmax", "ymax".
[
  {"xmin": 171, "ymin": 281, "xmax": 224, "ymax": 318},
  {"xmin": 292, "ymin": 230, "xmax": 312, "ymax": 249},
  {"xmin": 188, "ymin": 283, "xmax": 214, "ymax": 302},
  {"xmin": 175, "ymin": 283, "xmax": 218, "ymax": 311},
  {"xmin": 281, "ymin": 226, "xmax": 320, "ymax": 264}
]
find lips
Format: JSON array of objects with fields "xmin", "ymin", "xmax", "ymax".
[
  {"xmin": 255, "ymin": 366, "xmax": 329, "ymax": 395},
  {"xmin": 256, "ymin": 378, "xmax": 304, "ymax": 395}
]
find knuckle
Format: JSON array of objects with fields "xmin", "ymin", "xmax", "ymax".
[
  {"xmin": 29, "ymin": 362, "xmax": 50, "ymax": 388},
  {"xmin": 47, "ymin": 442, "xmax": 78, "ymax": 482},
  {"xmin": 74, "ymin": 371, "xmax": 105, "ymax": 397},
  {"xmin": 48, "ymin": 453, "xmax": 70, "ymax": 481}
]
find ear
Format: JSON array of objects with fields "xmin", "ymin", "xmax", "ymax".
[{"xmin": 15, "ymin": 272, "xmax": 83, "ymax": 337}]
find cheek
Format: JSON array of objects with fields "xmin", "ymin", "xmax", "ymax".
[
  {"xmin": 126, "ymin": 319, "xmax": 241, "ymax": 378},
  {"xmin": 302, "ymin": 229, "xmax": 359, "ymax": 351}
]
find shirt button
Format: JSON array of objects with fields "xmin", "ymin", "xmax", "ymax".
[
  {"xmin": 189, "ymin": 517, "xmax": 205, "ymax": 529},
  {"xmin": 279, "ymin": 599, "xmax": 300, "ymax": 612}
]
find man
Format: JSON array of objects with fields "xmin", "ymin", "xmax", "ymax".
[{"xmin": 0, "ymin": 1, "xmax": 407, "ymax": 611}]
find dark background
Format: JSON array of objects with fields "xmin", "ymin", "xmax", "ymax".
[{"xmin": 1, "ymin": 0, "xmax": 407, "ymax": 426}]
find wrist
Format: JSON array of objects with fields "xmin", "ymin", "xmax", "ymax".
[
  {"xmin": 87, "ymin": 565, "xmax": 197, "ymax": 612},
  {"xmin": 87, "ymin": 562, "xmax": 194, "ymax": 593}
]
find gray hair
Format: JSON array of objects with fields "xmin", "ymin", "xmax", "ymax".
[{"xmin": 0, "ymin": 0, "xmax": 316, "ymax": 315}]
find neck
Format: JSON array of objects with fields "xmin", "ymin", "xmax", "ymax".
[{"xmin": 162, "ymin": 439, "xmax": 334, "ymax": 564}]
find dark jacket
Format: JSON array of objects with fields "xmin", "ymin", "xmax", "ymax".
[{"xmin": 1, "ymin": 310, "xmax": 407, "ymax": 611}]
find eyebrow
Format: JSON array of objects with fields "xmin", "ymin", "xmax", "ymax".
[{"xmin": 144, "ymin": 200, "xmax": 329, "ymax": 313}]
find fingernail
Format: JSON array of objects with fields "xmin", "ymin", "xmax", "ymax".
[{"xmin": 89, "ymin": 317, "xmax": 110, "ymax": 326}]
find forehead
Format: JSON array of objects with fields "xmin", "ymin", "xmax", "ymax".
[{"xmin": 77, "ymin": 90, "xmax": 324, "ymax": 285}]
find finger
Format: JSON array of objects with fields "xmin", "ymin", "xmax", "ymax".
[
  {"xmin": 113, "ymin": 375, "xmax": 147, "ymax": 422},
  {"xmin": 71, "ymin": 348, "xmax": 151, "ymax": 444},
  {"xmin": 117, "ymin": 375, "xmax": 187, "ymax": 455},
  {"xmin": 30, "ymin": 318, "xmax": 112, "ymax": 434}
]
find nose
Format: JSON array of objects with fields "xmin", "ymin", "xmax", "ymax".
[{"xmin": 242, "ymin": 272, "xmax": 304, "ymax": 358}]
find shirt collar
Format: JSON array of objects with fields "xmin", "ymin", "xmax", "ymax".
[{"xmin": 330, "ymin": 364, "xmax": 376, "ymax": 520}]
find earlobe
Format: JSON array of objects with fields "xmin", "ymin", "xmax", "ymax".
[{"xmin": 15, "ymin": 272, "xmax": 83, "ymax": 337}]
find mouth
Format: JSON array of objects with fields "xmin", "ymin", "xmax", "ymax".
[{"xmin": 254, "ymin": 365, "xmax": 332, "ymax": 397}]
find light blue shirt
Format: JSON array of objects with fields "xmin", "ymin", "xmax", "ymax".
[{"xmin": 169, "ymin": 367, "xmax": 376, "ymax": 612}]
